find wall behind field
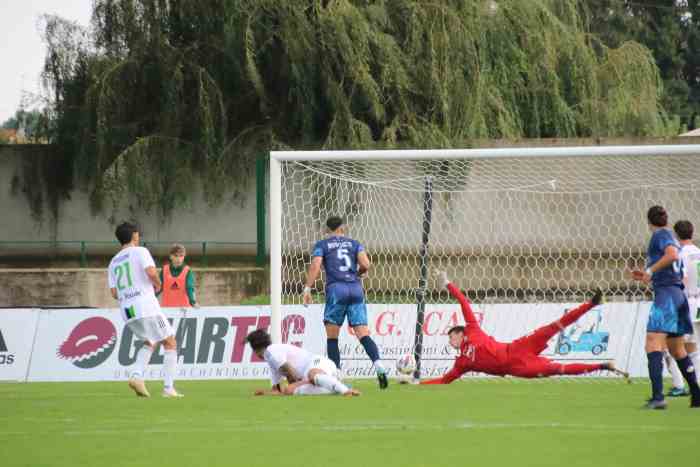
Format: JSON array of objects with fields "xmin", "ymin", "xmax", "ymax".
[
  {"xmin": 0, "ymin": 145, "xmax": 258, "ymax": 255},
  {"xmin": 0, "ymin": 268, "xmax": 266, "ymax": 307}
]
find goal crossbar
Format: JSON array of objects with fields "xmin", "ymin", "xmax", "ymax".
[{"xmin": 271, "ymin": 144, "xmax": 700, "ymax": 162}]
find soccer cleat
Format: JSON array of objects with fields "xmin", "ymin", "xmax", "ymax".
[
  {"xmin": 691, "ymin": 396, "xmax": 700, "ymax": 408},
  {"xmin": 642, "ymin": 398, "xmax": 668, "ymax": 410},
  {"xmin": 162, "ymin": 388, "xmax": 184, "ymax": 398},
  {"xmin": 128, "ymin": 378, "xmax": 150, "ymax": 398},
  {"xmin": 377, "ymin": 371, "xmax": 389, "ymax": 390},
  {"xmin": 667, "ymin": 387, "xmax": 690, "ymax": 397}
]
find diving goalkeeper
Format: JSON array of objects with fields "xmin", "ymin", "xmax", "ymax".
[{"xmin": 421, "ymin": 271, "xmax": 629, "ymax": 384}]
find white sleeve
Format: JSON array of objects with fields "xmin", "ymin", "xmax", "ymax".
[
  {"xmin": 140, "ymin": 247, "xmax": 156, "ymax": 270},
  {"xmin": 264, "ymin": 348, "xmax": 286, "ymax": 371},
  {"xmin": 681, "ymin": 250, "xmax": 690, "ymax": 278},
  {"xmin": 107, "ymin": 265, "xmax": 115, "ymax": 288},
  {"xmin": 269, "ymin": 368, "xmax": 282, "ymax": 386}
]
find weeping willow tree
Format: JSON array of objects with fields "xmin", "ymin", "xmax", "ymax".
[{"xmin": 37, "ymin": 0, "xmax": 675, "ymax": 220}]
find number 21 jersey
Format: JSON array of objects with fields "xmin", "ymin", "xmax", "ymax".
[{"xmin": 108, "ymin": 246, "xmax": 160, "ymax": 320}]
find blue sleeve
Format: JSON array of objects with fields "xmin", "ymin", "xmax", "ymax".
[
  {"xmin": 356, "ymin": 240, "xmax": 365, "ymax": 254},
  {"xmin": 311, "ymin": 241, "xmax": 324, "ymax": 257},
  {"xmin": 656, "ymin": 230, "xmax": 677, "ymax": 252}
]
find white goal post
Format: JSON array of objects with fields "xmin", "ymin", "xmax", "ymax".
[{"xmin": 269, "ymin": 144, "xmax": 700, "ymax": 377}]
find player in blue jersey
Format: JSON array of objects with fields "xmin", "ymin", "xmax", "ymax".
[
  {"xmin": 303, "ymin": 216, "xmax": 388, "ymax": 389},
  {"xmin": 631, "ymin": 206, "xmax": 700, "ymax": 409}
]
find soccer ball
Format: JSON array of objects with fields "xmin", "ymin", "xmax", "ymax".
[{"xmin": 396, "ymin": 354, "xmax": 416, "ymax": 375}]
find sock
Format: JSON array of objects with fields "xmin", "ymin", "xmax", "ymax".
[
  {"xmin": 675, "ymin": 356, "xmax": 700, "ymax": 398},
  {"xmin": 327, "ymin": 338, "xmax": 340, "ymax": 369},
  {"xmin": 647, "ymin": 351, "xmax": 664, "ymax": 401},
  {"xmin": 163, "ymin": 349, "xmax": 178, "ymax": 390},
  {"xmin": 359, "ymin": 336, "xmax": 385, "ymax": 374},
  {"xmin": 689, "ymin": 351, "xmax": 700, "ymax": 385},
  {"xmin": 130, "ymin": 345, "xmax": 153, "ymax": 379},
  {"xmin": 560, "ymin": 363, "xmax": 605, "ymax": 375},
  {"xmin": 313, "ymin": 373, "xmax": 350, "ymax": 395},
  {"xmin": 665, "ymin": 351, "xmax": 685, "ymax": 389}
]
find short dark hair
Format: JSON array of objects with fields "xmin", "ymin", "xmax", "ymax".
[
  {"xmin": 326, "ymin": 216, "xmax": 344, "ymax": 232},
  {"xmin": 647, "ymin": 205, "xmax": 668, "ymax": 227},
  {"xmin": 447, "ymin": 325, "xmax": 465, "ymax": 336},
  {"xmin": 674, "ymin": 220, "xmax": 694, "ymax": 240},
  {"xmin": 246, "ymin": 329, "xmax": 271, "ymax": 351},
  {"xmin": 115, "ymin": 222, "xmax": 139, "ymax": 245}
]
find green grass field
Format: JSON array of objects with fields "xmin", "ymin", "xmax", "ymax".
[{"xmin": 1, "ymin": 379, "xmax": 696, "ymax": 467}]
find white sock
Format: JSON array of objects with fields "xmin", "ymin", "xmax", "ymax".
[
  {"xmin": 665, "ymin": 351, "xmax": 685, "ymax": 389},
  {"xmin": 374, "ymin": 360, "xmax": 386, "ymax": 374},
  {"xmin": 130, "ymin": 345, "xmax": 153, "ymax": 379},
  {"xmin": 163, "ymin": 349, "xmax": 178, "ymax": 389},
  {"xmin": 313, "ymin": 373, "xmax": 350, "ymax": 395},
  {"xmin": 689, "ymin": 351, "xmax": 700, "ymax": 384}
]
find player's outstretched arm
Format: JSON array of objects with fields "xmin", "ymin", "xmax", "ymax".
[
  {"xmin": 434, "ymin": 270, "xmax": 479, "ymax": 326},
  {"xmin": 420, "ymin": 366, "xmax": 463, "ymax": 385}
]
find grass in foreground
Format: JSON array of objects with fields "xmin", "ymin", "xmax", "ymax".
[{"xmin": 0, "ymin": 379, "xmax": 696, "ymax": 467}]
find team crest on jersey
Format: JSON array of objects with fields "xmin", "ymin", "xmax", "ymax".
[{"xmin": 57, "ymin": 317, "xmax": 117, "ymax": 368}]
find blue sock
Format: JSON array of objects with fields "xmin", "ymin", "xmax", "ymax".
[
  {"xmin": 675, "ymin": 356, "xmax": 700, "ymax": 397},
  {"xmin": 359, "ymin": 336, "xmax": 385, "ymax": 373},
  {"xmin": 647, "ymin": 351, "xmax": 664, "ymax": 401},
  {"xmin": 327, "ymin": 338, "xmax": 340, "ymax": 369}
]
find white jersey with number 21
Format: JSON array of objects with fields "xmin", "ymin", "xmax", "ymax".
[{"xmin": 108, "ymin": 246, "xmax": 161, "ymax": 321}]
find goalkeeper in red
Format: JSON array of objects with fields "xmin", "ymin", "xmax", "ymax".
[{"xmin": 421, "ymin": 271, "xmax": 628, "ymax": 384}]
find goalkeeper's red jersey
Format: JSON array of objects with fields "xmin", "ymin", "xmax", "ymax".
[{"xmin": 421, "ymin": 283, "xmax": 510, "ymax": 384}]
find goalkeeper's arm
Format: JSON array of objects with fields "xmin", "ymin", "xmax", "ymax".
[
  {"xmin": 420, "ymin": 366, "xmax": 463, "ymax": 385},
  {"xmin": 436, "ymin": 270, "xmax": 479, "ymax": 327}
]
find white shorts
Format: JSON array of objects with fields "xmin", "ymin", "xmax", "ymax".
[
  {"xmin": 293, "ymin": 384, "xmax": 333, "ymax": 396},
  {"xmin": 686, "ymin": 322, "xmax": 700, "ymax": 344},
  {"xmin": 302, "ymin": 356, "xmax": 339, "ymax": 380},
  {"xmin": 126, "ymin": 312, "xmax": 174, "ymax": 343},
  {"xmin": 684, "ymin": 299, "xmax": 700, "ymax": 343}
]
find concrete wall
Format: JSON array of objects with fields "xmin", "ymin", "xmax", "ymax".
[
  {"xmin": 0, "ymin": 268, "xmax": 267, "ymax": 308},
  {"xmin": 0, "ymin": 145, "xmax": 259, "ymax": 255}
]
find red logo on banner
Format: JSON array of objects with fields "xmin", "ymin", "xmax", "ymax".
[{"xmin": 58, "ymin": 317, "xmax": 117, "ymax": 368}]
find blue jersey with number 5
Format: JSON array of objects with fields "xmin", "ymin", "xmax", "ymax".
[
  {"xmin": 647, "ymin": 228, "xmax": 683, "ymax": 288},
  {"xmin": 312, "ymin": 236, "xmax": 365, "ymax": 285}
]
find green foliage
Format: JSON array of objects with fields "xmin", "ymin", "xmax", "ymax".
[
  {"xmin": 584, "ymin": 0, "xmax": 700, "ymax": 130},
  {"xmin": 37, "ymin": 0, "xmax": 675, "ymax": 220},
  {"xmin": 1, "ymin": 109, "xmax": 47, "ymax": 141}
]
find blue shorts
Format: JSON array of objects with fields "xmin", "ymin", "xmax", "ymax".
[
  {"xmin": 647, "ymin": 285, "xmax": 693, "ymax": 337},
  {"xmin": 324, "ymin": 282, "xmax": 367, "ymax": 327}
]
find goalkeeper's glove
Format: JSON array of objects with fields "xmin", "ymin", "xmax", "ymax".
[{"xmin": 433, "ymin": 269, "xmax": 450, "ymax": 289}]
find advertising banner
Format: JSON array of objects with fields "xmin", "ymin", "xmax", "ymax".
[
  {"xmin": 25, "ymin": 302, "xmax": 650, "ymax": 381},
  {"xmin": 0, "ymin": 309, "xmax": 40, "ymax": 381}
]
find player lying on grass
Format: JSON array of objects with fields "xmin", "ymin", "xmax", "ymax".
[
  {"xmin": 421, "ymin": 271, "xmax": 629, "ymax": 384},
  {"xmin": 253, "ymin": 379, "xmax": 359, "ymax": 396},
  {"xmin": 246, "ymin": 329, "xmax": 361, "ymax": 397}
]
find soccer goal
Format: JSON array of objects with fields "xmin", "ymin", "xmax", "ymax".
[{"xmin": 269, "ymin": 144, "xmax": 700, "ymax": 379}]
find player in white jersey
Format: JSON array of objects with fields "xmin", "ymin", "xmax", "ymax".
[
  {"xmin": 108, "ymin": 222, "xmax": 183, "ymax": 398},
  {"xmin": 246, "ymin": 329, "xmax": 360, "ymax": 396},
  {"xmin": 665, "ymin": 220, "xmax": 700, "ymax": 396}
]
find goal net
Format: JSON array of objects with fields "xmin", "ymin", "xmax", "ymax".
[{"xmin": 270, "ymin": 145, "xmax": 700, "ymax": 380}]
